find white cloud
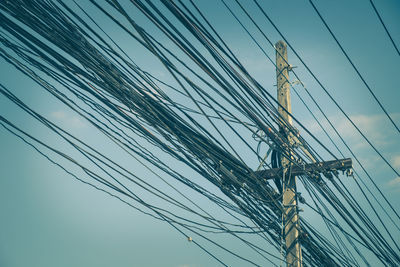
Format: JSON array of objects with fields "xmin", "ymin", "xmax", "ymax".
[
  {"xmin": 51, "ymin": 110, "xmax": 67, "ymax": 120},
  {"xmin": 392, "ymin": 155, "xmax": 400, "ymax": 169},
  {"xmin": 387, "ymin": 177, "xmax": 400, "ymax": 193},
  {"xmin": 337, "ymin": 114, "xmax": 392, "ymax": 145},
  {"xmin": 301, "ymin": 112, "xmax": 400, "ymax": 171},
  {"xmin": 50, "ymin": 110, "xmax": 86, "ymax": 129},
  {"xmin": 304, "ymin": 113, "xmax": 400, "ymax": 149},
  {"xmin": 387, "ymin": 177, "xmax": 400, "ymax": 187}
]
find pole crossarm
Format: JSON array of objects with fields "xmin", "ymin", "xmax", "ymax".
[{"xmin": 255, "ymin": 158, "xmax": 353, "ymax": 181}]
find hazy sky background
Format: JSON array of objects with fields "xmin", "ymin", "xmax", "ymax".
[{"xmin": 0, "ymin": 1, "xmax": 400, "ymax": 266}]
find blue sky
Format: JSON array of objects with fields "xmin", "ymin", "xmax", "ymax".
[{"xmin": 0, "ymin": 1, "xmax": 400, "ymax": 266}]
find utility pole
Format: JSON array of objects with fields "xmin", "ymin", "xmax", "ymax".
[
  {"xmin": 255, "ymin": 41, "xmax": 352, "ymax": 266},
  {"xmin": 275, "ymin": 40, "xmax": 302, "ymax": 267}
]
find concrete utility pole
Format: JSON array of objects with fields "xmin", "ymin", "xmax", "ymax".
[
  {"xmin": 275, "ymin": 40, "xmax": 302, "ymax": 267},
  {"xmin": 255, "ymin": 40, "xmax": 352, "ymax": 266}
]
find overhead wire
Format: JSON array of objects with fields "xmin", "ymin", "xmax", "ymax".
[
  {"xmin": 308, "ymin": 0, "xmax": 400, "ymax": 134},
  {"xmin": 369, "ymin": 0, "xmax": 400, "ymax": 57},
  {"xmin": 1, "ymin": 0, "xmax": 399, "ymax": 265}
]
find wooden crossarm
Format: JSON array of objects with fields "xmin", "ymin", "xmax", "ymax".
[{"xmin": 255, "ymin": 158, "xmax": 352, "ymax": 180}]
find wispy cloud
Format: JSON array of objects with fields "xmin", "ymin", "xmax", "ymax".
[
  {"xmin": 339, "ymin": 114, "xmax": 394, "ymax": 146},
  {"xmin": 387, "ymin": 177, "xmax": 400, "ymax": 187},
  {"xmin": 302, "ymin": 112, "xmax": 400, "ymax": 172},
  {"xmin": 392, "ymin": 155, "xmax": 400, "ymax": 169},
  {"xmin": 304, "ymin": 113, "xmax": 400, "ymax": 148},
  {"xmin": 383, "ymin": 176, "xmax": 400, "ymax": 194},
  {"xmin": 50, "ymin": 110, "xmax": 86, "ymax": 129}
]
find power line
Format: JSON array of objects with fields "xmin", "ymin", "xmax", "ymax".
[
  {"xmin": 308, "ymin": 0, "xmax": 400, "ymax": 135},
  {"xmin": 369, "ymin": 0, "xmax": 400, "ymax": 57}
]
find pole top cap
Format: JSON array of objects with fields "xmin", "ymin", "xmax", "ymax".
[{"xmin": 275, "ymin": 40, "xmax": 287, "ymax": 49}]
